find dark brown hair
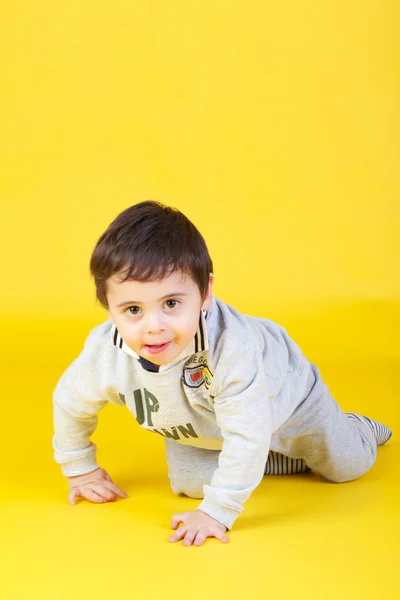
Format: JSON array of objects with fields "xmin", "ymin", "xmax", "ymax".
[{"xmin": 89, "ymin": 200, "xmax": 214, "ymax": 309}]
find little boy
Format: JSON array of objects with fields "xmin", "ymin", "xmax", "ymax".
[{"xmin": 52, "ymin": 200, "xmax": 392, "ymax": 547}]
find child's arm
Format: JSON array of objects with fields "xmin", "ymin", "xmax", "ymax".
[
  {"xmin": 52, "ymin": 326, "xmax": 128, "ymax": 503},
  {"xmin": 52, "ymin": 351, "xmax": 108, "ymax": 478},
  {"xmin": 53, "ymin": 363, "xmax": 129, "ymax": 503},
  {"xmin": 197, "ymin": 340, "xmax": 273, "ymax": 530}
]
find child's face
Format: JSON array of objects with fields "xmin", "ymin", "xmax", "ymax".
[{"xmin": 106, "ymin": 269, "xmax": 214, "ymax": 365}]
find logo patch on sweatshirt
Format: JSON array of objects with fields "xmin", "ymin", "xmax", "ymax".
[{"xmin": 183, "ymin": 364, "xmax": 213, "ymax": 389}]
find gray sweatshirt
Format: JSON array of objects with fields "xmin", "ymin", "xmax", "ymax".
[{"xmin": 52, "ymin": 294, "xmax": 311, "ymax": 529}]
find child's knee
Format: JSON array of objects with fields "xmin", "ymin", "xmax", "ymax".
[
  {"xmin": 323, "ymin": 456, "xmax": 376, "ymax": 483},
  {"xmin": 169, "ymin": 477, "xmax": 205, "ymax": 499},
  {"xmin": 325, "ymin": 472, "xmax": 359, "ymax": 484}
]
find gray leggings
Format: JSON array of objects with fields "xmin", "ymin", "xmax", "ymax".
[{"xmin": 165, "ymin": 363, "xmax": 377, "ymax": 498}]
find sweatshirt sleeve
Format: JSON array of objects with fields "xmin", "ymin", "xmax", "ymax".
[
  {"xmin": 52, "ymin": 328, "xmax": 109, "ymax": 477},
  {"xmin": 197, "ymin": 341, "xmax": 272, "ymax": 530}
]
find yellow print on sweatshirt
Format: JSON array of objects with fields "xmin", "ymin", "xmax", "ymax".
[{"xmin": 183, "ymin": 363, "xmax": 214, "ymax": 390}]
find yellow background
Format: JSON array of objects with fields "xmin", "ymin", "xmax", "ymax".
[{"xmin": 0, "ymin": 1, "xmax": 398, "ymax": 598}]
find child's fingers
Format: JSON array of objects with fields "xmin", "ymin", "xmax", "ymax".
[
  {"xmin": 169, "ymin": 526, "xmax": 188, "ymax": 543},
  {"xmin": 80, "ymin": 486, "xmax": 109, "ymax": 503},
  {"xmin": 97, "ymin": 472, "xmax": 129, "ymax": 499},
  {"xmin": 192, "ymin": 529, "xmax": 229, "ymax": 546},
  {"xmin": 171, "ymin": 514, "xmax": 184, "ymax": 529},
  {"xmin": 68, "ymin": 488, "xmax": 81, "ymax": 505},
  {"xmin": 90, "ymin": 483, "xmax": 118, "ymax": 501},
  {"xmin": 69, "ymin": 487, "xmax": 106, "ymax": 504},
  {"xmin": 89, "ymin": 482, "xmax": 129, "ymax": 501},
  {"xmin": 103, "ymin": 481, "xmax": 129, "ymax": 499},
  {"xmin": 214, "ymin": 531, "xmax": 230, "ymax": 543},
  {"xmin": 68, "ymin": 481, "xmax": 128, "ymax": 505}
]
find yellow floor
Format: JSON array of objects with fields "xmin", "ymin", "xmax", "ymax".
[{"xmin": 1, "ymin": 352, "xmax": 398, "ymax": 599}]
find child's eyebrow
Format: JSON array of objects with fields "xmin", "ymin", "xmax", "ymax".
[{"xmin": 117, "ymin": 293, "xmax": 188, "ymax": 307}]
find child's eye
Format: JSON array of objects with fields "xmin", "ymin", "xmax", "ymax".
[
  {"xmin": 165, "ymin": 299, "xmax": 179, "ymax": 309},
  {"xmin": 125, "ymin": 299, "xmax": 180, "ymax": 317}
]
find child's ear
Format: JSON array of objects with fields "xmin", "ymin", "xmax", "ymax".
[{"xmin": 202, "ymin": 273, "xmax": 214, "ymax": 311}]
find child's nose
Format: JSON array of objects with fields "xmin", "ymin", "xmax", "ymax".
[{"xmin": 145, "ymin": 311, "xmax": 166, "ymax": 334}]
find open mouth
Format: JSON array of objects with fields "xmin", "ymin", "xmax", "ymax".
[{"xmin": 144, "ymin": 341, "xmax": 171, "ymax": 355}]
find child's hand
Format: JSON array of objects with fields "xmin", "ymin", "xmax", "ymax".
[
  {"xmin": 168, "ymin": 509, "xmax": 230, "ymax": 546},
  {"xmin": 67, "ymin": 467, "xmax": 129, "ymax": 505}
]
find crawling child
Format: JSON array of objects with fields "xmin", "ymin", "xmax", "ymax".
[{"xmin": 52, "ymin": 200, "xmax": 392, "ymax": 547}]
